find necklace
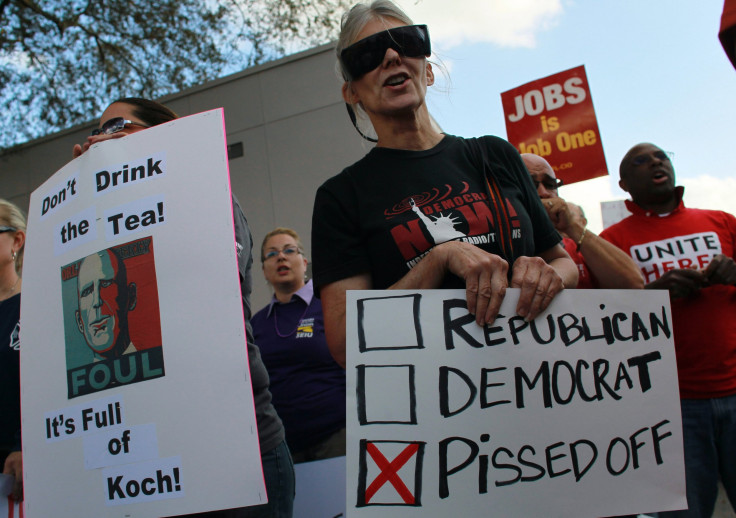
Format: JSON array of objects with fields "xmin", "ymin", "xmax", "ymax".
[{"xmin": 273, "ymin": 298, "xmax": 311, "ymax": 338}]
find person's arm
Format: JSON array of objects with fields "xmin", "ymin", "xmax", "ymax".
[
  {"xmin": 321, "ymin": 273, "xmax": 372, "ymax": 369},
  {"xmin": 546, "ymin": 198, "xmax": 644, "ymax": 289},
  {"xmin": 576, "ymin": 229, "xmax": 645, "ymax": 289},
  {"xmin": 322, "ymin": 238, "xmax": 572, "ymax": 366},
  {"xmin": 321, "ymin": 241, "xmax": 511, "ymax": 366}
]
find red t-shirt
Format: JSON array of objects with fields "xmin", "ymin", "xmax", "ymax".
[
  {"xmin": 562, "ymin": 237, "xmax": 596, "ymax": 289},
  {"xmin": 601, "ymin": 195, "xmax": 736, "ymax": 399}
]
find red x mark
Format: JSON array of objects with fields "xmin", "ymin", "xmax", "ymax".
[
  {"xmin": 365, "ymin": 442, "xmax": 419, "ymax": 504},
  {"xmin": 6, "ymin": 497, "xmax": 24, "ymax": 518}
]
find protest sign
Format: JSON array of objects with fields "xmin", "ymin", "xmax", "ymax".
[
  {"xmin": 501, "ymin": 65, "xmax": 607, "ymax": 185},
  {"xmin": 20, "ymin": 109, "xmax": 266, "ymax": 517},
  {"xmin": 293, "ymin": 456, "xmax": 346, "ymax": 518},
  {"xmin": 0, "ymin": 497, "xmax": 21, "ymax": 518},
  {"xmin": 345, "ymin": 289, "xmax": 686, "ymax": 517}
]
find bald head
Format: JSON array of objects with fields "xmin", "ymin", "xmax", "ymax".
[
  {"xmin": 522, "ymin": 153, "xmax": 561, "ymax": 199},
  {"xmin": 522, "ymin": 153, "xmax": 556, "ymax": 178}
]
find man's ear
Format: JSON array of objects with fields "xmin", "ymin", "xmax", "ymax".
[
  {"xmin": 342, "ymin": 82, "xmax": 360, "ymax": 105},
  {"xmin": 127, "ymin": 282, "xmax": 137, "ymax": 312},
  {"xmin": 76, "ymin": 310, "xmax": 84, "ymax": 335},
  {"xmin": 426, "ymin": 62, "xmax": 435, "ymax": 86}
]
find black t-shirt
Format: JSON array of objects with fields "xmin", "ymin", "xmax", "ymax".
[
  {"xmin": 312, "ymin": 135, "xmax": 561, "ymax": 290},
  {"xmin": 0, "ymin": 293, "xmax": 21, "ymax": 454}
]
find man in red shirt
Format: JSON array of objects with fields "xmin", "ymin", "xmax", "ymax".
[
  {"xmin": 601, "ymin": 142, "xmax": 736, "ymax": 517},
  {"xmin": 522, "ymin": 153, "xmax": 643, "ymax": 289}
]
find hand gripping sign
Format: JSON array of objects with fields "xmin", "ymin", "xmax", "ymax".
[{"xmin": 501, "ymin": 65, "xmax": 608, "ymax": 185}]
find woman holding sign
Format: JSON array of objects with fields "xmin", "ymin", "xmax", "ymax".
[
  {"xmin": 311, "ymin": 0, "xmax": 578, "ymax": 368},
  {"xmin": 0, "ymin": 199, "xmax": 25, "ymax": 501},
  {"xmin": 72, "ymin": 99, "xmax": 294, "ymax": 518}
]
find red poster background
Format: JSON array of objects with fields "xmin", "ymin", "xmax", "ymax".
[
  {"xmin": 501, "ymin": 65, "xmax": 607, "ymax": 185},
  {"xmin": 118, "ymin": 237, "xmax": 162, "ymax": 350}
]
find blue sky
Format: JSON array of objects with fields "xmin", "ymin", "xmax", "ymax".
[{"xmin": 391, "ymin": 0, "xmax": 736, "ymax": 232}]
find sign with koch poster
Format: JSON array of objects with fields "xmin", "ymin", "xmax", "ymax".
[
  {"xmin": 501, "ymin": 65, "xmax": 608, "ymax": 185},
  {"xmin": 20, "ymin": 109, "xmax": 266, "ymax": 517}
]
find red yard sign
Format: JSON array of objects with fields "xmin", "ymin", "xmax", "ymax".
[{"xmin": 501, "ymin": 65, "xmax": 608, "ymax": 185}]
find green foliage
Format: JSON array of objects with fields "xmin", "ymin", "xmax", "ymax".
[{"xmin": 0, "ymin": 0, "xmax": 348, "ymax": 149}]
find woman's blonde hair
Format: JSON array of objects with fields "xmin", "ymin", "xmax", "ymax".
[
  {"xmin": 260, "ymin": 227, "xmax": 305, "ymax": 262},
  {"xmin": 0, "ymin": 199, "xmax": 27, "ymax": 275}
]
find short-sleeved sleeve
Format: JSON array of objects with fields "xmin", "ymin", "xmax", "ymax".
[{"xmin": 311, "ymin": 173, "xmax": 372, "ymax": 292}]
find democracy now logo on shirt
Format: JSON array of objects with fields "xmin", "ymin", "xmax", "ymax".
[{"xmin": 384, "ymin": 188, "xmax": 522, "ymax": 270}]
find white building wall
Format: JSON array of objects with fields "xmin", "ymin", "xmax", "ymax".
[{"xmin": 0, "ymin": 44, "xmax": 370, "ymax": 309}]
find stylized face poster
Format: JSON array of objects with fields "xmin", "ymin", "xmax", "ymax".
[
  {"xmin": 61, "ymin": 236, "xmax": 164, "ymax": 398},
  {"xmin": 22, "ymin": 109, "xmax": 266, "ymax": 517}
]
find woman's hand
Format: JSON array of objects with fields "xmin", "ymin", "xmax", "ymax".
[
  {"xmin": 394, "ymin": 241, "xmax": 573, "ymax": 326},
  {"xmin": 72, "ymin": 132, "xmax": 128, "ymax": 158},
  {"xmin": 438, "ymin": 241, "xmax": 509, "ymax": 326},
  {"xmin": 510, "ymin": 256, "xmax": 565, "ymax": 321}
]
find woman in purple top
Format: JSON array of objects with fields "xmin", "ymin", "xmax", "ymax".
[{"xmin": 252, "ymin": 228, "xmax": 346, "ymax": 463}]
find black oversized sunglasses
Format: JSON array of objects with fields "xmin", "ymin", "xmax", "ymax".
[
  {"xmin": 91, "ymin": 117, "xmax": 149, "ymax": 136},
  {"xmin": 340, "ymin": 24, "xmax": 431, "ymax": 80},
  {"xmin": 532, "ymin": 177, "xmax": 564, "ymax": 191}
]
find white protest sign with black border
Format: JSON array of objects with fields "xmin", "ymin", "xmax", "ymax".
[
  {"xmin": 345, "ymin": 289, "xmax": 686, "ymax": 517},
  {"xmin": 21, "ymin": 109, "xmax": 266, "ymax": 517}
]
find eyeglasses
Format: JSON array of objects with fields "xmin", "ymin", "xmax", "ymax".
[
  {"xmin": 340, "ymin": 24, "xmax": 431, "ymax": 81},
  {"xmin": 532, "ymin": 177, "xmax": 564, "ymax": 191},
  {"xmin": 0, "ymin": 226, "xmax": 17, "ymax": 234},
  {"xmin": 630, "ymin": 150, "xmax": 671, "ymax": 166},
  {"xmin": 263, "ymin": 246, "xmax": 301, "ymax": 261},
  {"xmin": 91, "ymin": 117, "xmax": 149, "ymax": 136}
]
